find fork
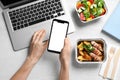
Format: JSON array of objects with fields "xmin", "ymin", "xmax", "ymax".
[
  {"xmin": 111, "ymin": 48, "xmax": 120, "ymax": 79},
  {"xmin": 103, "ymin": 47, "xmax": 116, "ymax": 78}
]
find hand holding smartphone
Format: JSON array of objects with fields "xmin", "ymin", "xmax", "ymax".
[{"xmin": 48, "ymin": 19, "xmax": 69, "ymax": 53}]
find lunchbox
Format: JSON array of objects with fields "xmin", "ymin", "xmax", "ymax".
[
  {"xmin": 76, "ymin": 38, "xmax": 107, "ymax": 64},
  {"xmin": 75, "ymin": 0, "xmax": 108, "ymax": 23}
]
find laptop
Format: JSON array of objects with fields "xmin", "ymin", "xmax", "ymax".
[{"xmin": 0, "ymin": 0, "xmax": 75, "ymax": 51}]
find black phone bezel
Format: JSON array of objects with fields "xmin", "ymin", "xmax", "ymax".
[{"xmin": 47, "ymin": 19, "xmax": 69, "ymax": 54}]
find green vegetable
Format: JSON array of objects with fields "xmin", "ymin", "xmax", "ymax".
[
  {"xmin": 81, "ymin": 0, "xmax": 87, "ymax": 3},
  {"xmin": 96, "ymin": 8, "xmax": 103, "ymax": 16},
  {"xmin": 94, "ymin": 0, "xmax": 99, "ymax": 4},
  {"xmin": 83, "ymin": 10, "xmax": 90, "ymax": 19},
  {"xmin": 99, "ymin": 0, "xmax": 105, "ymax": 5},
  {"xmin": 83, "ymin": 44, "xmax": 94, "ymax": 53},
  {"xmin": 81, "ymin": 0, "xmax": 89, "ymax": 9},
  {"xmin": 98, "ymin": 1, "xmax": 104, "ymax": 8},
  {"xmin": 91, "ymin": 8, "xmax": 97, "ymax": 16},
  {"xmin": 94, "ymin": 0, "xmax": 104, "ymax": 4},
  {"xmin": 98, "ymin": 2, "xmax": 103, "ymax": 8},
  {"xmin": 82, "ymin": 0, "xmax": 87, "ymax": 1}
]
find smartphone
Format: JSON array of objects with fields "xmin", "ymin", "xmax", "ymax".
[{"xmin": 48, "ymin": 19, "xmax": 69, "ymax": 53}]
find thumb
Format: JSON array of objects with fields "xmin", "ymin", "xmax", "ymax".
[{"xmin": 64, "ymin": 38, "xmax": 70, "ymax": 48}]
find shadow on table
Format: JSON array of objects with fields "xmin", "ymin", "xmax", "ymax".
[
  {"xmin": 71, "ymin": 10, "xmax": 100, "ymax": 27},
  {"xmin": 71, "ymin": 48, "xmax": 99, "ymax": 69}
]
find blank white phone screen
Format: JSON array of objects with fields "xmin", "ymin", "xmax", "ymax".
[{"xmin": 48, "ymin": 21, "xmax": 68, "ymax": 52}]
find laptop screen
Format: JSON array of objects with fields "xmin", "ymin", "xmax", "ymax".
[
  {"xmin": 0, "ymin": 0, "xmax": 33, "ymax": 9},
  {"xmin": 1, "ymin": 0, "xmax": 23, "ymax": 6}
]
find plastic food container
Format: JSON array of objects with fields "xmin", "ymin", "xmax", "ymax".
[
  {"xmin": 76, "ymin": 38, "xmax": 107, "ymax": 64},
  {"xmin": 75, "ymin": 0, "xmax": 108, "ymax": 23}
]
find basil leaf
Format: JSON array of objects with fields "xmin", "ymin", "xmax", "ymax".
[{"xmin": 83, "ymin": 44, "xmax": 94, "ymax": 53}]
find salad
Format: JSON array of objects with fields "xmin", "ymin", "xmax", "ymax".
[{"xmin": 76, "ymin": 0, "xmax": 106, "ymax": 22}]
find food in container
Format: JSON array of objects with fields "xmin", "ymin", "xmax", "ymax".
[
  {"xmin": 76, "ymin": 0, "xmax": 107, "ymax": 23},
  {"xmin": 76, "ymin": 39, "xmax": 106, "ymax": 63}
]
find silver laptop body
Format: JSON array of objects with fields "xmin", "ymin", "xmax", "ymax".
[{"xmin": 0, "ymin": 0, "xmax": 75, "ymax": 51}]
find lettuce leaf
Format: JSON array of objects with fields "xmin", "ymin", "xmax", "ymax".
[{"xmin": 83, "ymin": 10, "xmax": 90, "ymax": 19}]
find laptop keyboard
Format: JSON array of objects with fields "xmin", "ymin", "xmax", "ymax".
[{"xmin": 9, "ymin": 0, "xmax": 65, "ymax": 31}]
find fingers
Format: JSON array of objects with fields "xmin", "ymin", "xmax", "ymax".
[
  {"xmin": 39, "ymin": 30, "xmax": 46, "ymax": 43},
  {"xmin": 64, "ymin": 38, "xmax": 71, "ymax": 49},
  {"xmin": 35, "ymin": 30, "xmax": 43, "ymax": 42},
  {"xmin": 32, "ymin": 29, "xmax": 46, "ymax": 43},
  {"xmin": 32, "ymin": 30, "xmax": 42, "ymax": 42}
]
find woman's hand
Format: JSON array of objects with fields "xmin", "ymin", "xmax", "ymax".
[
  {"xmin": 28, "ymin": 29, "xmax": 48, "ymax": 64},
  {"xmin": 59, "ymin": 38, "xmax": 71, "ymax": 80},
  {"xmin": 59, "ymin": 38, "xmax": 71, "ymax": 67},
  {"xmin": 11, "ymin": 29, "xmax": 48, "ymax": 80}
]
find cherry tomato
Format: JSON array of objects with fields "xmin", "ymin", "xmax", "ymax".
[
  {"xmin": 90, "ymin": 14, "xmax": 95, "ymax": 19},
  {"xmin": 89, "ymin": 0, "xmax": 94, "ymax": 4},
  {"xmin": 80, "ymin": 13, "xmax": 86, "ymax": 21}
]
